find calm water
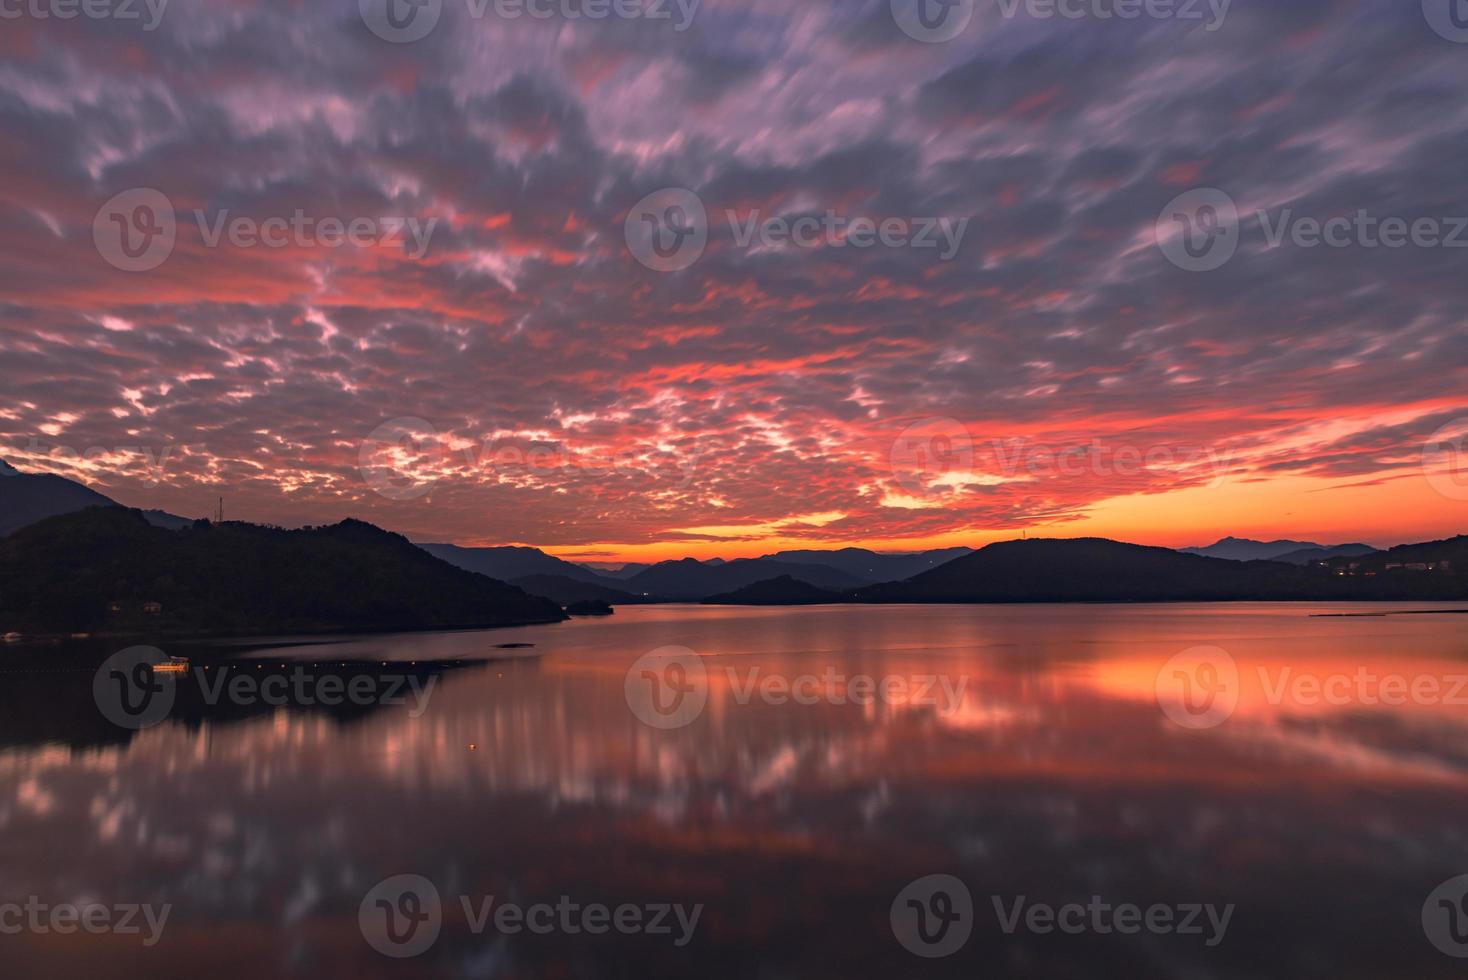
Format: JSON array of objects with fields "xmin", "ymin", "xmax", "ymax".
[{"xmin": 4, "ymin": 602, "xmax": 1468, "ymax": 978}]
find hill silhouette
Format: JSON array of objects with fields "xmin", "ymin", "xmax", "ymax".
[
  {"xmin": 626, "ymin": 557, "xmax": 867, "ymax": 599},
  {"xmin": 0, "ymin": 459, "xmax": 118, "ymax": 537},
  {"xmin": 0, "ymin": 507, "xmax": 566, "ymax": 635},
  {"xmin": 702, "ymin": 575, "xmax": 844, "ymax": 605},
  {"xmin": 855, "ymin": 537, "xmax": 1468, "ymax": 603}
]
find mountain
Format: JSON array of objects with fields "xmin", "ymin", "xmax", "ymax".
[
  {"xmin": 858, "ymin": 538, "xmax": 1320, "ymax": 603},
  {"xmin": 0, "ymin": 459, "xmax": 119, "ymax": 537},
  {"xmin": 857, "ymin": 537, "xmax": 1468, "ymax": 603},
  {"xmin": 508, "ymin": 574, "xmax": 647, "ymax": 606},
  {"xmin": 1270, "ymin": 543, "xmax": 1378, "ymax": 565},
  {"xmin": 419, "ymin": 543, "xmax": 619, "ymax": 586},
  {"xmin": 1180, "ymin": 536, "xmax": 1325, "ymax": 561},
  {"xmin": 0, "ymin": 460, "xmax": 193, "ymax": 537},
  {"xmin": 758, "ymin": 546, "xmax": 974, "ymax": 583},
  {"xmin": 580, "ymin": 562, "xmax": 650, "ymax": 580},
  {"xmin": 625, "ymin": 557, "xmax": 868, "ymax": 600},
  {"xmin": 0, "ymin": 507, "xmax": 566, "ymax": 635},
  {"xmin": 1330, "ymin": 535, "xmax": 1468, "ymax": 571},
  {"xmin": 702, "ymin": 575, "xmax": 843, "ymax": 605}
]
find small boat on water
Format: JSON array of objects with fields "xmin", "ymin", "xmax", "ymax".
[
  {"xmin": 152, "ymin": 655, "xmax": 190, "ymax": 674},
  {"xmin": 2, "ymin": 632, "xmax": 23, "ymax": 644}
]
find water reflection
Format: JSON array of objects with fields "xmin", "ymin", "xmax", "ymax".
[{"xmin": 2, "ymin": 603, "xmax": 1467, "ymax": 977}]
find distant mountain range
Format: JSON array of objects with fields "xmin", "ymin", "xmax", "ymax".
[
  {"xmin": 751, "ymin": 546, "xmax": 974, "ymax": 582},
  {"xmin": 0, "ymin": 507, "xmax": 565, "ymax": 635},
  {"xmin": 719, "ymin": 537, "xmax": 1464, "ymax": 605},
  {"xmin": 418, "ymin": 543, "xmax": 612, "ymax": 585},
  {"xmin": 1181, "ymin": 536, "xmax": 1378, "ymax": 563},
  {"xmin": 6, "ymin": 459, "xmax": 1463, "ymax": 616},
  {"xmin": 619, "ymin": 557, "xmax": 869, "ymax": 599},
  {"xmin": 420, "ymin": 539, "xmax": 974, "ymax": 601}
]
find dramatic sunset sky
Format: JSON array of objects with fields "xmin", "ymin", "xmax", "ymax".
[{"xmin": 1, "ymin": 0, "xmax": 1465, "ymax": 562}]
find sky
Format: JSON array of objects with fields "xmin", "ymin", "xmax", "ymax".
[{"xmin": 1, "ymin": 0, "xmax": 1466, "ymax": 562}]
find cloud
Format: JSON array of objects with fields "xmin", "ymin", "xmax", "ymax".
[{"xmin": 0, "ymin": 0, "xmax": 1463, "ymax": 553}]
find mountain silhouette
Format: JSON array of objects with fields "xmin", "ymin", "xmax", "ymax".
[
  {"xmin": 0, "ymin": 460, "xmax": 192, "ymax": 537},
  {"xmin": 702, "ymin": 575, "xmax": 844, "ymax": 605},
  {"xmin": 625, "ymin": 557, "xmax": 868, "ymax": 599},
  {"xmin": 419, "ymin": 543, "xmax": 621, "ymax": 586},
  {"xmin": 754, "ymin": 546, "xmax": 974, "ymax": 583},
  {"xmin": 1179, "ymin": 536, "xmax": 1326, "ymax": 561},
  {"xmin": 0, "ymin": 507, "xmax": 566, "ymax": 635},
  {"xmin": 856, "ymin": 537, "xmax": 1466, "ymax": 603}
]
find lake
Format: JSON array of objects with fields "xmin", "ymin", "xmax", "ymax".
[{"xmin": 3, "ymin": 602, "xmax": 1468, "ymax": 978}]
